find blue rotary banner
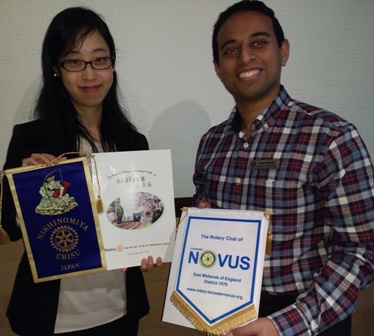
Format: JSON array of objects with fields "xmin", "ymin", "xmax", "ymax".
[{"xmin": 5, "ymin": 157, "xmax": 106, "ymax": 282}]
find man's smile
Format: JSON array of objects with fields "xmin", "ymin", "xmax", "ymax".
[{"xmin": 238, "ymin": 69, "xmax": 260, "ymax": 80}]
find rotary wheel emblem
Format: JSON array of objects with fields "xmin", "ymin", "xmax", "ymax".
[
  {"xmin": 50, "ymin": 225, "xmax": 79, "ymax": 252},
  {"xmin": 200, "ymin": 249, "xmax": 216, "ymax": 268}
]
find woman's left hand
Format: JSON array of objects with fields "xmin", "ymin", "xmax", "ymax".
[
  {"xmin": 121, "ymin": 256, "xmax": 163, "ymax": 273},
  {"xmin": 140, "ymin": 256, "xmax": 163, "ymax": 272}
]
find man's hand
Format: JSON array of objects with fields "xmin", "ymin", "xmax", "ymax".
[
  {"xmin": 197, "ymin": 199, "xmax": 212, "ymax": 208},
  {"xmin": 225, "ymin": 317, "xmax": 278, "ymax": 336}
]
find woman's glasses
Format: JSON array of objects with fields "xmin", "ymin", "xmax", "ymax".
[{"xmin": 60, "ymin": 57, "xmax": 114, "ymax": 72}]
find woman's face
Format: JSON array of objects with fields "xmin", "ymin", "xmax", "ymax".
[{"xmin": 58, "ymin": 30, "xmax": 114, "ymax": 115}]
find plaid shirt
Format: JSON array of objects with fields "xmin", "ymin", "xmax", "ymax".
[{"xmin": 193, "ymin": 86, "xmax": 374, "ymax": 335}]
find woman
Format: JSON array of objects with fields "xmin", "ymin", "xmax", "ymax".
[{"xmin": 1, "ymin": 7, "xmax": 161, "ymax": 335}]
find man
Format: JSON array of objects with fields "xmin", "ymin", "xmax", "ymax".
[{"xmin": 192, "ymin": 1, "xmax": 374, "ymax": 335}]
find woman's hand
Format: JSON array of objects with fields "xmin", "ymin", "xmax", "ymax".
[
  {"xmin": 121, "ymin": 256, "xmax": 163, "ymax": 273},
  {"xmin": 22, "ymin": 153, "xmax": 67, "ymax": 167},
  {"xmin": 140, "ymin": 256, "xmax": 163, "ymax": 272}
]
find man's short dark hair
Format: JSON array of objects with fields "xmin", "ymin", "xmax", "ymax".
[{"xmin": 212, "ymin": 0, "xmax": 285, "ymax": 64}]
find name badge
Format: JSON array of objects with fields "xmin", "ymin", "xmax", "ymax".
[{"xmin": 249, "ymin": 159, "xmax": 280, "ymax": 170}]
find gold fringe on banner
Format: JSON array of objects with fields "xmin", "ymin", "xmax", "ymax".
[
  {"xmin": 96, "ymin": 195, "xmax": 104, "ymax": 214},
  {"xmin": 0, "ymin": 171, "xmax": 10, "ymax": 245},
  {"xmin": 264, "ymin": 211, "xmax": 273, "ymax": 255},
  {"xmin": 170, "ymin": 290, "xmax": 258, "ymax": 336},
  {"xmin": 176, "ymin": 207, "xmax": 189, "ymax": 235},
  {"xmin": 89, "ymin": 154, "xmax": 104, "ymax": 214},
  {"xmin": 0, "ymin": 228, "xmax": 10, "ymax": 246}
]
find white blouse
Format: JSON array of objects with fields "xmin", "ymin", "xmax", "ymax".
[{"xmin": 54, "ymin": 138, "xmax": 126, "ymax": 333}]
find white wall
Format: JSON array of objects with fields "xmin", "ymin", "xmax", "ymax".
[{"xmin": 1, "ymin": 0, "xmax": 373, "ymax": 197}]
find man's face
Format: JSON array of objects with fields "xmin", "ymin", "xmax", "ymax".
[{"xmin": 214, "ymin": 11, "xmax": 289, "ymax": 109}]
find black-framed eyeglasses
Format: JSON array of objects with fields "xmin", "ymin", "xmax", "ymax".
[{"xmin": 60, "ymin": 57, "xmax": 115, "ymax": 72}]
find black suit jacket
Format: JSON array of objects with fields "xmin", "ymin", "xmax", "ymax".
[{"xmin": 2, "ymin": 119, "xmax": 150, "ymax": 335}]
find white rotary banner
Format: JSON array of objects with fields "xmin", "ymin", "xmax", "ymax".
[{"xmin": 163, "ymin": 207, "xmax": 270, "ymax": 336}]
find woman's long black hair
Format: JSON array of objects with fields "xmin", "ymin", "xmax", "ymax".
[{"xmin": 36, "ymin": 7, "xmax": 137, "ymax": 152}]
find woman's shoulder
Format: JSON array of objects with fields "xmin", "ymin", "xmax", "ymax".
[
  {"xmin": 5, "ymin": 119, "xmax": 64, "ymax": 168},
  {"xmin": 12, "ymin": 119, "xmax": 47, "ymax": 132},
  {"xmin": 10, "ymin": 119, "xmax": 58, "ymax": 149}
]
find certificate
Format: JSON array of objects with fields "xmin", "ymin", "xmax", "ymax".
[
  {"xmin": 91, "ymin": 149, "xmax": 176, "ymax": 269},
  {"xmin": 162, "ymin": 208, "xmax": 269, "ymax": 336}
]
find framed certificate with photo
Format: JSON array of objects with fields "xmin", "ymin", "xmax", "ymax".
[{"xmin": 90, "ymin": 149, "xmax": 176, "ymax": 270}]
